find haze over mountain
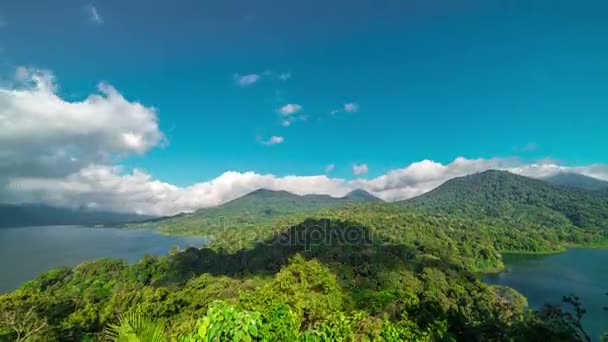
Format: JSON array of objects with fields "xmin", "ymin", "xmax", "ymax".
[
  {"xmin": 542, "ymin": 172, "xmax": 608, "ymax": 191},
  {"xmin": 134, "ymin": 188, "xmax": 381, "ymax": 235},
  {"xmin": 0, "ymin": 204, "xmax": 154, "ymax": 228}
]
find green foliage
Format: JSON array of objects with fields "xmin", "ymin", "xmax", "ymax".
[
  {"xmin": 132, "ymin": 188, "xmax": 379, "ymax": 237},
  {"xmin": 184, "ymin": 301, "xmax": 261, "ymax": 342},
  {"xmin": 2, "ymin": 171, "xmax": 608, "ymax": 341},
  {"xmin": 104, "ymin": 307, "xmax": 168, "ymax": 342}
]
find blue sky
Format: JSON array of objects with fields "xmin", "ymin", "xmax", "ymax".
[{"xmin": 1, "ymin": 0, "xmax": 607, "ymax": 214}]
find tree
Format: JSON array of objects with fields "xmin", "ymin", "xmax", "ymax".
[{"xmin": 0, "ymin": 306, "xmax": 48, "ymax": 342}]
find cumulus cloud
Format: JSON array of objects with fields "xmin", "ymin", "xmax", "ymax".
[
  {"xmin": 278, "ymin": 104, "xmax": 302, "ymax": 116},
  {"xmin": 6, "ymin": 165, "xmax": 347, "ymax": 216},
  {"xmin": 325, "ymin": 164, "xmax": 335, "ymax": 173},
  {"xmin": 234, "ymin": 73, "xmax": 261, "ymax": 86},
  {"xmin": 2, "ymin": 66, "xmax": 607, "ymax": 217},
  {"xmin": 0, "ymin": 67, "xmax": 164, "ymax": 179},
  {"xmin": 87, "ymin": 5, "xmax": 103, "ymax": 24},
  {"xmin": 259, "ymin": 136, "xmax": 284, "ymax": 146},
  {"xmin": 14, "ymin": 66, "xmax": 30, "ymax": 81},
  {"xmin": 5, "ymin": 157, "xmax": 608, "ymax": 216},
  {"xmin": 352, "ymin": 163, "xmax": 369, "ymax": 175}
]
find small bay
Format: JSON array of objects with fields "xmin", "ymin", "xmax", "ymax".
[{"xmin": 484, "ymin": 248, "xmax": 608, "ymax": 341}]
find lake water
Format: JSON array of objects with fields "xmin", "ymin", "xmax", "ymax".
[
  {"xmin": 0, "ymin": 225, "xmax": 207, "ymax": 293},
  {"xmin": 484, "ymin": 249, "xmax": 608, "ymax": 341}
]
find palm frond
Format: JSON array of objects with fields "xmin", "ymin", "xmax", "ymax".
[{"xmin": 104, "ymin": 309, "xmax": 168, "ymax": 342}]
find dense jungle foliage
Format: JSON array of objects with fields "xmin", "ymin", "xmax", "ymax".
[{"xmin": 1, "ymin": 171, "xmax": 607, "ymax": 341}]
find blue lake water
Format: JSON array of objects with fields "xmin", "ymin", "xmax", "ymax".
[
  {"xmin": 484, "ymin": 249, "xmax": 608, "ymax": 341},
  {"xmin": 0, "ymin": 225, "xmax": 207, "ymax": 293}
]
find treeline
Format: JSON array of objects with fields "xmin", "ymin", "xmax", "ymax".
[{"xmin": 1, "ymin": 219, "xmax": 605, "ymax": 341}]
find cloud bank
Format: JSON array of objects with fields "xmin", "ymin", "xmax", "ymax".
[
  {"xmin": 0, "ymin": 68, "xmax": 163, "ymax": 180},
  {"xmin": 6, "ymin": 157, "xmax": 608, "ymax": 216},
  {"xmin": 2, "ymin": 67, "xmax": 607, "ymax": 216}
]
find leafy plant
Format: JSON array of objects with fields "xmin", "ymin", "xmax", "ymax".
[{"xmin": 104, "ymin": 308, "xmax": 168, "ymax": 342}]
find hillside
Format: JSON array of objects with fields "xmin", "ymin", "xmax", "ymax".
[
  {"xmin": 1, "ymin": 205, "xmax": 592, "ymax": 341},
  {"xmin": 1, "ymin": 180, "xmax": 603, "ymax": 341},
  {"xmin": 399, "ymin": 170, "xmax": 608, "ymax": 246},
  {"xmin": 0, "ymin": 204, "xmax": 154, "ymax": 228},
  {"xmin": 543, "ymin": 172, "xmax": 608, "ymax": 191},
  {"xmin": 134, "ymin": 188, "xmax": 381, "ymax": 236}
]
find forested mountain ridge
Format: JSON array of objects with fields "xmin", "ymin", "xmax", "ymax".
[
  {"xmin": 542, "ymin": 172, "xmax": 608, "ymax": 191},
  {"xmin": 2, "ymin": 215, "xmax": 594, "ymax": 341},
  {"xmin": 0, "ymin": 204, "xmax": 154, "ymax": 228},
  {"xmin": 132, "ymin": 188, "xmax": 381, "ymax": 236},
  {"xmin": 400, "ymin": 170, "xmax": 608, "ymax": 233},
  {"xmin": 1, "ymin": 174, "xmax": 606, "ymax": 341}
]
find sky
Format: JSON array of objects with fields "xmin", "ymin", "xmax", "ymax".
[{"xmin": 0, "ymin": 0, "xmax": 607, "ymax": 215}]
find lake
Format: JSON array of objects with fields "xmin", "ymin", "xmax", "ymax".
[
  {"xmin": 0, "ymin": 225, "xmax": 207, "ymax": 293},
  {"xmin": 484, "ymin": 248, "xmax": 608, "ymax": 341}
]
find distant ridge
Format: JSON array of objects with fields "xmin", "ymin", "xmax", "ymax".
[
  {"xmin": 342, "ymin": 189, "xmax": 383, "ymax": 202},
  {"xmin": 134, "ymin": 188, "xmax": 381, "ymax": 235},
  {"xmin": 400, "ymin": 169, "xmax": 608, "ymax": 230},
  {"xmin": 0, "ymin": 203, "xmax": 154, "ymax": 228},
  {"xmin": 542, "ymin": 172, "xmax": 608, "ymax": 191}
]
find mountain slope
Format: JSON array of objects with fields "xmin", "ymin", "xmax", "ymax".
[
  {"xmin": 342, "ymin": 189, "xmax": 383, "ymax": 202},
  {"xmin": 135, "ymin": 188, "xmax": 380, "ymax": 235},
  {"xmin": 542, "ymin": 172, "xmax": 608, "ymax": 191},
  {"xmin": 400, "ymin": 170, "xmax": 608, "ymax": 232},
  {"xmin": 0, "ymin": 204, "xmax": 154, "ymax": 228}
]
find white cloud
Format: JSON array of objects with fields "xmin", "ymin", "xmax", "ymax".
[
  {"xmin": 278, "ymin": 103, "xmax": 302, "ymax": 116},
  {"xmin": 344, "ymin": 103, "xmax": 359, "ymax": 113},
  {"xmin": 0, "ymin": 67, "xmax": 164, "ymax": 179},
  {"xmin": 259, "ymin": 136, "xmax": 284, "ymax": 146},
  {"xmin": 331, "ymin": 102, "xmax": 359, "ymax": 115},
  {"xmin": 2, "ymin": 65, "xmax": 607, "ymax": 217},
  {"xmin": 234, "ymin": 74, "xmax": 261, "ymax": 86},
  {"xmin": 352, "ymin": 163, "xmax": 369, "ymax": 175},
  {"xmin": 325, "ymin": 164, "xmax": 335, "ymax": 173},
  {"xmin": 278, "ymin": 72, "xmax": 292, "ymax": 81},
  {"xmin": 5, "ymin": 157, "xmax": 608, "ymax": 216},
  {"xmin": 87, "ymin": 5, "xmax": 103, "ymax": 24}
]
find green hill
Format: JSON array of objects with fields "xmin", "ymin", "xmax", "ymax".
[
  {"xmin": 342, "ymin": 188, "xmax": 383, "ymax": 202},
  {"xmin": 1, "ymin": 177, "xmax": 604, "ymax": 341},
  {"xmin": 399, "ymin": 170, "xmax": 608, "ymax": 248},
  {"xmin": 542, "ymin": 172, "xmax": 608, "ymax": 191},
  {"xmin": 134, "ymin": 188, "xmax": 381, "ymax": 236}
]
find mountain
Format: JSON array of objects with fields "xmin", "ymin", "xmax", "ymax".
[
  {"xmin": 0, "ymin": 204, "xmax": 154, "ymax": 228},
  {"xmin": 400, "ymin": 170, "xmax": 608, "ymax": 232},
  {"xmin": 135, "ymin": 188, "xmax": 380, "ymax": 235},
  {"xmin": 342, "ymin": 189, "xmax": 382, "ymax": 202},
  {"xmin": 542, "ymin": 172, "xmax": 608, "ymax": 191}
]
